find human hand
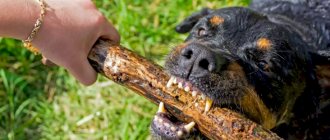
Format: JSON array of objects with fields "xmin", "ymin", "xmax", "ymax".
[{"xmin": 32, "ymin": 0, "xmax": 120, "ymax": 85}]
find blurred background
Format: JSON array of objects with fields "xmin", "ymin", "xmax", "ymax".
[{"xmin": 0, "ymin": 0, "xmax": 250, "ymax": 139}]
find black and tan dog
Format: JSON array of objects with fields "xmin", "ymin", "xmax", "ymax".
[{"xmin": 151, "ymin": 0, "xmax": 330, "ymax": 139}]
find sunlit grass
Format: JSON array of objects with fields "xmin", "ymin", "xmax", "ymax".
[{"xmin": 0, "ymin": 0, "xmax": 250, "ymax": 139}]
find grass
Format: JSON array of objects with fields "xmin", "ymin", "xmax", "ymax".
[{"xmin": 0, "ymin": 0, "xmax": 250, "ymax": 139}]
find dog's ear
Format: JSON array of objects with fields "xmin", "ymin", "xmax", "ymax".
[
  {"xmin": 175, "ymin": 8, "xmax": 213, "ymax": 34},
  {"xmin": 311, "ymin": 50, "xmax": 330, "ymax": 89}
]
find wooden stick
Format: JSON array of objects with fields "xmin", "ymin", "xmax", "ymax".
[{"xmin": 88, "ymin": 40, "xmax": 282, "ymax": 140}]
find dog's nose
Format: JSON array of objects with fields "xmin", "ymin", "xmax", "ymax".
[{"xmin": 179, "ymin": 44, "xmax": 224, "ymax": 78}]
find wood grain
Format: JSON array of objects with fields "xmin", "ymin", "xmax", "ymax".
[{"xmin": 88, "ymin": 40, "xmax": 282, "ymax": 140}]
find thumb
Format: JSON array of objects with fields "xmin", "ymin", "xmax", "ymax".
[{"xmin": 100, "ymin": 21, "xmax": 120, "ymax": 44}]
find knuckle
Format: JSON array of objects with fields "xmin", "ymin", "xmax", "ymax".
[{"xmin": 94, "ymin": 12, "xmax": 106, "ymax": 24}]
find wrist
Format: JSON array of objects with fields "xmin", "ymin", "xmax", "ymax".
[{"xmin": 0, "ymin": 0, "xmax": 41, "ymax": 40}]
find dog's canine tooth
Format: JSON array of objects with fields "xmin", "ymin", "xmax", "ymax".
[
  {"xmin": 173, "ymin": 77, "xmax": 177, "ymax": 84},
  {"xmin": 184, "ymin": 122, "xmax": 196, "ymax": 132},
  {"xmin": 205, "ymin": 99, "xmax": 213, "ymax": 113},
  {"xmin": 201, "ymin": 94, "xmax": 206, "ymax": 100},
  {"xmin": 192, "ymin": 91, "xmax": 197, "ymax": 97},
  {"xmin": 177, "ymin": 130, "xmax": 183, "ymax": 137},
  {"xmin": 164, "ymin": 122, "xmax": 170, "ymax": 127},
  {"xmin": 154, "ymin": 116, "xmax": 159, "ymax": 121},
  {"xmin": 170, "ymin": 126, "xmax": 176, "ymax": 131},
  {"xmin": 178, "ymin": 82, "xmax": 183, "ymax": 89},
  {"xmin": 158, "ymin": 102, "xmax": 166, "ymax": 113},
  {"xmin": 166, "ymin": 77, "xmax": 175, "ymax": 88},
  {"xmin": 184, "ymin": 86, "xmax": 190, "ymax": 92}
]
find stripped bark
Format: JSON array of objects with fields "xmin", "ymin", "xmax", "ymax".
[{"xmin": 88, "ymin": 40, "xmax": 282, "ymax": 140}]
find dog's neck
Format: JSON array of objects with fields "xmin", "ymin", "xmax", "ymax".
[{"xmin": 266, "ymin": 13, "xmax": 325, "ymax": 134}]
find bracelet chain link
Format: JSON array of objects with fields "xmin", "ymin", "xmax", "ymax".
[{"xmin": 22, "ymin": 0, "xmax": 46, "ymax": 55}]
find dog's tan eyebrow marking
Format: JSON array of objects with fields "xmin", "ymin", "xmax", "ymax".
[
  {"xmin": 209, "ymin": 16, "xmax": 224, "ymax": 26},
  {"xmin": 257, "ymin": 38, "xmax": 272, "ymax": 50}
]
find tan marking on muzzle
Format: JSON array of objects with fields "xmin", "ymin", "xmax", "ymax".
[{"xmin": 227, "ymin": 62, "xmax": 245, "ymax": 76}]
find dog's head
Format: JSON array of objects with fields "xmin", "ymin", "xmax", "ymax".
[{"xmin": 165, "ymin": 7, "xmax": 329, "ymax": 129}]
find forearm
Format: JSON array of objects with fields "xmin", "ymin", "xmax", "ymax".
[
  {"xmin": 0, "ymin": 0, "xmax": 120, "ymax": 85},
  {"xmin": 0, "ymin": 0, "xmax": 40, "ymax": 40}
]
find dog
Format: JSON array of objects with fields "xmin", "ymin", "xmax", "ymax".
[{"xmin": 151, "ymin": 0, "xmax": 330, "ymax": 139}]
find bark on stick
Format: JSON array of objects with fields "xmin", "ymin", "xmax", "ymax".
[{"xmin": 88, "ymin": 40, "xmax": 282, "ymax": 140}]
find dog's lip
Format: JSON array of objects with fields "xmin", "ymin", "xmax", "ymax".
[{"xmin": 166, "ymin": 75, "xmax": 213, "ymax": 112}]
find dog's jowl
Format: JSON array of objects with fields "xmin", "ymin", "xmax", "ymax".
[{"xmin": 151, "ymin": 0, "xmax": 330, "ymax": 139}]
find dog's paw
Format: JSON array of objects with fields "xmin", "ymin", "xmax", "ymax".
[{"xmin": 151, "ymin": 102, "xmax": 196, "ymax": 140}]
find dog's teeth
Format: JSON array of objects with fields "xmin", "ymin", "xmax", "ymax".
[
  {"xmin": 184, "ymin": 86, "xmax": 190, "ymax": 92},
  {"xmin": 201, "ymin": 94, "xmax": 206, "ymax": 100},
  {"xmin": 158, "ymin": 102, "xmax": 166, "ymax": 113},
  {"xmin": 154, "ymin": 116, "xmax": 159, "ymax": 121},
  {"xmin": 178, "ymin": 82, "xmax": 183, "ymax": 89},
  {"xmin": 173, "ymin": 77, "xmax": 177, "ymax": 84},
  {"xmin": 177, "ymin": 130, "xmax": 183, "ymax": 137},
  {"xmin": 205, "ymin": 99, "xmax": 213, "ymax": 113},
  {"xmin": 164, "ymin": 123, "xmax": 170, "ymax": 127},
  {"xmin": 192, "ymin": 91, "xmax": 197, "ymax": 97},
  {"xmin": 166, "ymin": 77, "xmax": 175, "ymax": 88},
  {"xmin": 170, "ymin": 126, "xmax": 176, "ymax": 131},
  {"xmin": 184, "ymin": 122, "xmax": 196, "ymax": 132}
]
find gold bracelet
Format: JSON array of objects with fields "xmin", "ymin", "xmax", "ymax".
[{"xmin": 22, "ymin": 0, "xmax": 47, "ymax": 55}]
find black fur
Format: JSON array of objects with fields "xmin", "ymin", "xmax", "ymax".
[{"xmin": 152, "ymin": 0, "xmax": 330, "ymax": 139}]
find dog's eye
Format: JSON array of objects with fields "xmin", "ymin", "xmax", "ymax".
[
  {"xmin": 197, "ymin": 28, "xmax": 207, "ymax": 36},
  {"xmin": 257, "ymin": 60, "xmax": 269, "ymax": 71}
]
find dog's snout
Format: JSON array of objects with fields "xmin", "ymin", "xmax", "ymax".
[{"xmin": 179, "ymin": 44, "xmax": 223, "ymax": 78}]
